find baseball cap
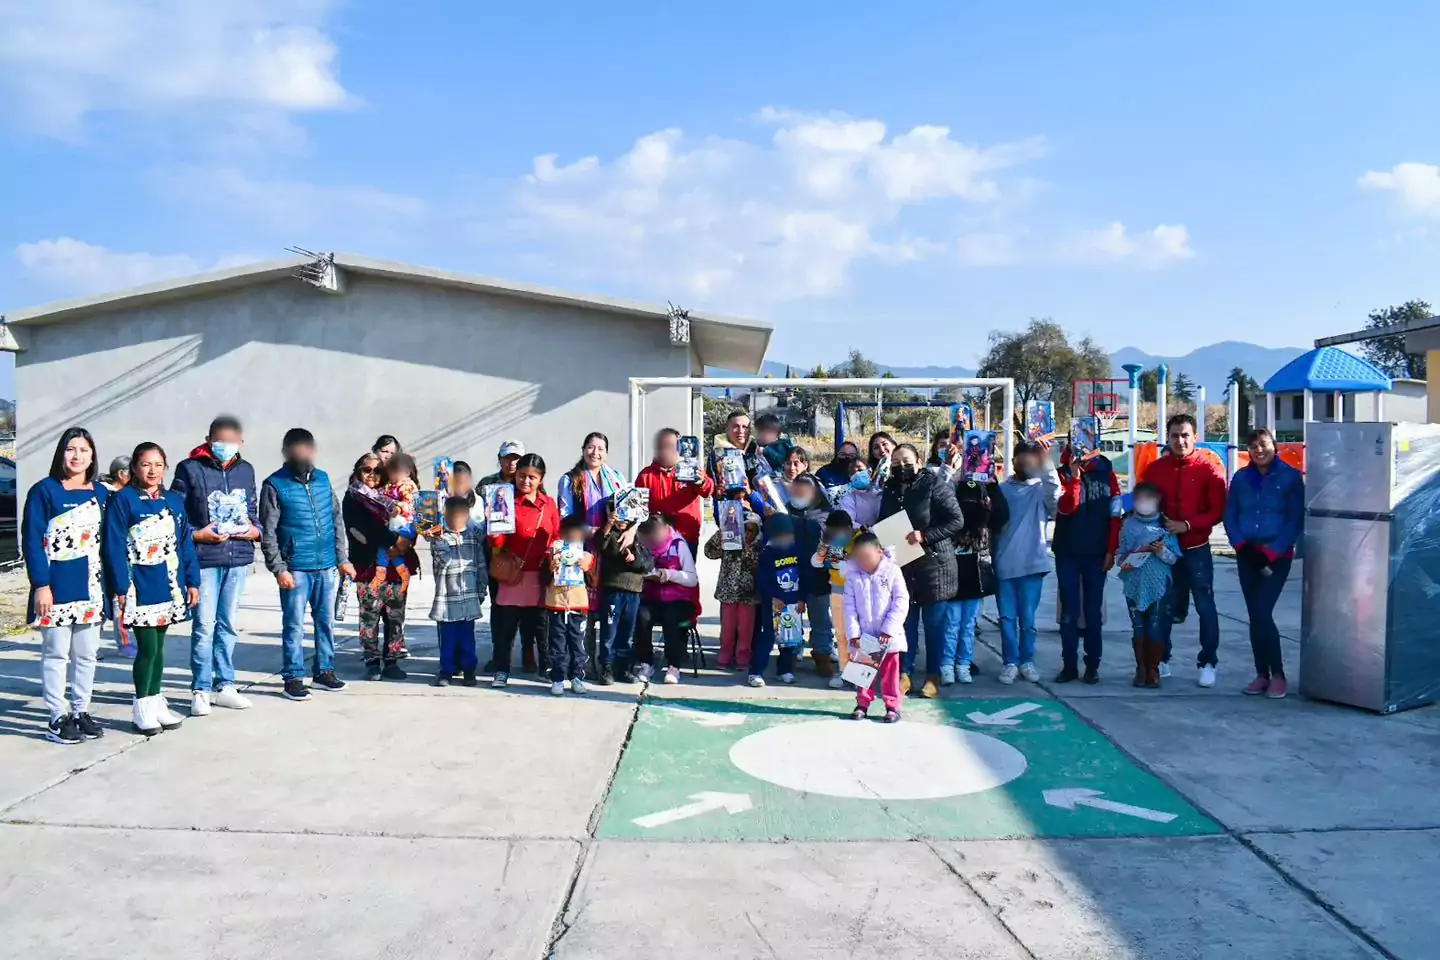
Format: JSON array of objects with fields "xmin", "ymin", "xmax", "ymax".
[{"xmin": 497, "ymin": 440, "xmax": 525, "ymax": 459}]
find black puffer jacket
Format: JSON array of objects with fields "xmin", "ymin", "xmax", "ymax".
[{"xmin": 879, "ymin": 469, "xmax": 965, "ymax": 605}]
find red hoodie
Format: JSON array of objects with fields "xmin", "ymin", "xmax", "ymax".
[
  {"xmin": 1141, "ymin": 452, "xmax": 1228, "ymax": 550},
  {"xmin": 634, "ymin": 461, "xmax": 715, "ymax": 546}
]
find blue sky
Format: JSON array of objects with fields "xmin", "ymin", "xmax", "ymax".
[{"xmin": 3, "ymin": 0, "xmax": 1440, "ymax": 378}]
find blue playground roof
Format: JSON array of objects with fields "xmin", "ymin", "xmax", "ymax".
[{"xmin": 1263, "ymin": 346, "xmax": 1392, "ymax": 394}]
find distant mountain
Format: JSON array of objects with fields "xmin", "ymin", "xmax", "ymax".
[
  {"xmin": 712, "ymin": 342, "xmax": 1304, "ymax": 398},
  {"xmin": 1109, "ymin": 342, "xmax": 1307, "ymax": 397}
]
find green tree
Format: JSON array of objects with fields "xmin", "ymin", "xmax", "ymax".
[
  {"xmin": 1170, "ymin": 372, "xmax": 1197, "ymax": 404},
  {"xmin": 1138, "ymin": 368, "xmax": 1158, "ymax": 402},
  {"xmin": 975, "ymin": 318, "xmax": 1110, "ymax": 431},
  {"xmin": 1360, "ymin": 300, "xmax": 1430, "ymax": 379},
  {"xmin": 1224, "ymin": 366, "xmax": 1260, "ymax": 400}
]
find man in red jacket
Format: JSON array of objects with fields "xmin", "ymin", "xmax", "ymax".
[
  {"xmin": 635, "ymin": 427, "xmax": 715, "ymax": 558},
  {"xmin": 1141, "ymin": 413, "xmax": 1228, "ymax": 688}
]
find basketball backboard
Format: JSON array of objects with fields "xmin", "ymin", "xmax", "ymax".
[{"xmin": 1073, "ymin": 378, "xmax": 1128, "ymax": 419}]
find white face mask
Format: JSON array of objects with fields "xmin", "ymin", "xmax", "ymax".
[{"xmin": 1134, "ymin": 498, "xmax": 1159, "ymax": 517}]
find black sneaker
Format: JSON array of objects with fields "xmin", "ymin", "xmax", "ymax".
[
  {"xmin": 282, "ymin": 679, "xmax": 312, "ymax": 701},
  {"xmin": 1053, "ymin": 667, "xmax": 1080, "ymax": 684},
  {"xmin": 364, "ymin": 660, "xmax": 383, "ymax": 681},
  {"xmin": 459, "ymin": 669, "xmax": 477, "ymax": 687},
  {"xmin": 45, "ymin": 716, "xmax": 82, "ymax": 744},
  {"xmin": 1082, "ymin": 665, "xmax": 1100, "ymax": 685},
  {"xmin": 597, "ymin": 663, "xmax": 615, "ymax": 686},
  {"xmin": 381, "ymin": 662, "xmax": 407, "ymax": 681},
  {"xmin": 313, "ymin": 670, "xmax": 347, "ymax": 691},
  {"xmin": 73, "ymin": 712, "xmax": 104, "ymax": 740},
  {"xmin": 433, "ymin": 673, "xmax": 452, "ymax": 688}
]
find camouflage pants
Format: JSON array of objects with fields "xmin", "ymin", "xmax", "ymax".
[{"xmin": 357, "ymin": 580, "xmax": 407, "ymax": 662}]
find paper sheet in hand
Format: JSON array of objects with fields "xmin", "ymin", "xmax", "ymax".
[
  {"xmin": 870, "ymin": 511, "xmax": 925, "ymax": 567},
  {"xmin": 1123, "ymin": 551, "xmax": 1151, "ymax": 568},
  {"xmin": 841, "ymin": 661, "xmax": 878, "ymax": 689}
]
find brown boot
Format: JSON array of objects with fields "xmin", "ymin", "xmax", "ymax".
[
  {"xmin": 901, "ymin": 673, "xmax": 912, "ymax": 696},
  {"xmin": 920, "ymin": 675, "xmax": 941, "ymax": 699},
  {"xmin": 1143, "ymin": 639, "xmax": 1164, "ymax": 688},
  {"xmin": 1131, "ymin": 637, "xmax": 1146, "ymax": 687},
  {"xmin": 813, "ymin": 652, "xmax": 836, "ymax": 679}
]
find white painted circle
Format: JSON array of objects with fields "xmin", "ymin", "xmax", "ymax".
[{"xmin": 727, "ymin": 718, "xmax": 1027, "ymax": 800}]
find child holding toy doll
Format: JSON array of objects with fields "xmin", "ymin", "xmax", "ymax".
[{"xmin": 704, "ymin": 505, "xmax": 761, "ymax": 671}]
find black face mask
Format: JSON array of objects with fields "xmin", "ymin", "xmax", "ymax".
[
  {"xmin": 895, "ymin": 463, "xmax": 918, "ymax": 484},
  {"xmin": 288, "ymin": 457, "xmax": 315, "ymax": 480}
]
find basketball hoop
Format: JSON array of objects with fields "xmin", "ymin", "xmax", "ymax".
[{"xmin": 1096, "ymin": 410, "xmax": 1120, "ymax": 432}]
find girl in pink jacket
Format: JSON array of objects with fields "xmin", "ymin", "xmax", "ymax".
[{"xmin": 842, "ymin": 532, "xmax": 911, "ymax": 722}]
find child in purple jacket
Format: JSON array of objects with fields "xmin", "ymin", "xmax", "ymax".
[{"xmin": 842, "ymin": 532, "xmax": 911, "ymax": 722}]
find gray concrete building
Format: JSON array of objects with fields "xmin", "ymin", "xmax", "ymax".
[{"xmin": 2, "ymin": 253, "xmax": 771, "ymax": 490}]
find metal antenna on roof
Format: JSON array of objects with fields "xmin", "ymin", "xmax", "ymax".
[
  {"xmin": 285, "ymin": 247, "xmax": 345, "ymax": 294},
  {"xmin": 666, "ymin": 301, "xmax": 691, "ymax": 346}
]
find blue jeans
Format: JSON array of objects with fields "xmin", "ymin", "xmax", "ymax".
[
  {"xmin": 997, "ymin": 574, "xmax": 1046, "ymax": 666},
  {"xmin": 750, "ymin": 616, "xmax": 797, "ymax": 677},
  {"xmin": 1056, "ymin": 553, "xmax": 1107, "ymax": 671},
  {"xmin": 1127, "ymin": 594, "xmax": 1173, "ymax": 642},
  {"xmin": 1237, "ymin": 555, "xmax": 1291, "ymax": 678},
  {"xmin": 600, "ymin": 589, "xmax": 641, "ymax": 666},
  {"xmin": 280, "ymin": 568, "xmax": 338, "ymax": 681},
  {"xmin": 953, "ymin": 598, "xmax": 982, "ymax": 668},
  {"xmin": 901, "ymin": 603, "xmax": 922, "ymax": 676},
  {"xmin": 1158, "ymin": 546, "xmax": 1220, "ymax": 667},
  {"xmin": 191, "ymin": 564, "xmax": 248, "ymax": 691},
  {"xmin": 922, "ymin": 600, "xmax": 960, "ymax": 676},
  {"xmin": 807, "ymin": 593, "xmax": 835, "ymax": 657},
  {"xmin": 437, "ymin": 620, "xmax": 478, "ymax": 675}
]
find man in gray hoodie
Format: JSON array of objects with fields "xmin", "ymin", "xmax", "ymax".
[{"xmin": 992, "ymin": 440, "xmax": 1061, "ymax": 684}]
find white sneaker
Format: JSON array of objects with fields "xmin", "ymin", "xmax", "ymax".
[
  {"xmin": 663, "ymin": 666, "xmax": 680, "ymax": 685},
  {"xmin": 780, "ymin": 672, "xmax": 796, "ymax": 685},
  {"xmin": 211, "ymin": 686, "xmax": 251, "ymax": 710},
  {"xmin": 747, "ymin": 675, "xmax": 766, "ymax": 688},
  {"xmin": 998, "ymin": 664, "xmax": 1019, "ymax": 685},
  {"xmin": 1159, "ymin": 662, "xmax": 1172, "ymax": 679},
  {"xmin": 1198, "ymin": 665, "xmax": 1217, "ymax": 688},
  {"xmin": 1019, "ymin": 662, "xmax": 1041, "ymax": 683},
  {"xmin": 491, "ymin": 671, "xmax": 509, "ymax": 688},
  {"xmin": 570, "ymin": 678, "xmax": 588, "ymax": 695},
  {"xmin": 827, "ymin": 675, "xmax": 844, "ymax": 689},
  {"xmin": 190, "ymin": 690, "xmax": 211, "ymax": 717},
  {"xmin": 636, "ymin": 663, "xmax": 654, "ymax": 682},
  {"xmin": 939, "ymin": 665, "xmax": 956, "ymax": 686},
  {"xmin": 550, "ymin": 681, "xmax": 566, "ymax": 696},
  {"xmin": 956, "ymin": 664, "xmax": 974, "ymax": 684}
]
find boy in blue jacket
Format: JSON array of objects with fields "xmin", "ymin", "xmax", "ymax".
[{"xmin": 748, "ymin": 513, "xmax": 806, "ymax": 687}]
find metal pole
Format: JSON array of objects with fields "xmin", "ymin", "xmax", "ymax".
[
  {"xmin": 1333, "ymin": 390, "xmax": 1343, "ymax": 423},
  {"xmin": 1303, "ymin": 389, "xmax": 1313, "ymax": 467},
  {"xmin": 628, "ymin": 380, "xmax": 644, "ymax": 478},
  {"xmin": 1376, "ymin": 390, "xmax": 1386, "ymax": 422},
  {"xmin": 1001, "ymin": 382, "xmax": 1015, "ymax": 479},
  {"xmin": 875, "ymin": 388, "xmax": 882, "ymax": 434},
  {"xmin": 1156, "ymin": 363, "xmax": 1170, "ymax": 441},
  {"xmin": 1198, "ymin": 385, "xmax": 1208, "ymax": 438},
  {"xmin": 1228, "ymin": 383, "xmax": 1241, "ymax": 479},
  {"xmin": 1123, "ymin": 363, "xmax": 1143, "ymax": 491},
  {"xmin": 1265, "ymin": 393, "xmax": 1276, "ymax": 434}
]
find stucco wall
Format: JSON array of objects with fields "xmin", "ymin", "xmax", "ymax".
[
  {"xmin": 15, "ymin": 274, "xmax": 693, "ymax": 493},
  {"xmin": 1259, "ymin": 384, "xmax": 1428, "ymax": 432}
]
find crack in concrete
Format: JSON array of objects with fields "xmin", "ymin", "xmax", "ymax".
[{"xmin": 920, "ymin": 837, "xmax": 1038, "ymax": 959}]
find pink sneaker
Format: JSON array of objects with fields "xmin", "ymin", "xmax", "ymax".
[
  {"xmin": 1266, "ymin": 676, "xmax": 1288, "ymax": 699},
  {"xmin": 1243, "ymin": 675, "xmax": 1269, "ymax": 696}
]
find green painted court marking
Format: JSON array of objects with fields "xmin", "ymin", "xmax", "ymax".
[{"xmin": 597, "ymin": 697, "xmax": 1219, "ymax": 841}]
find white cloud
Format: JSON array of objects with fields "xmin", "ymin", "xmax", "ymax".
[
  {"xmin": 955, "ymin": 233, "xmax": 1020, "ymax": 268},
  {"xmin": 16, "ymin": 238, "xmax": 260, "ymax": 296},
  {"xmin": 1060, "ymin": 222, "xmax": 1196, "ymax": 268},
  {"xmin": 0, "ymin": 0, "xmax": 351, "ymax": 138},
  {"xmin": 1359, "ymin": 162, "xmax": 1440, "ymax": 217},
  {"xmin": 161, "ymin": 166, "xmax": 428, "ymax": 233},
  {"xmin": 510, "ymin": 108, "xmax": 1048, "ymax": 308}
]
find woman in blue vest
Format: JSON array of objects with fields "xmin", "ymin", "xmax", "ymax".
[
  {"xmin": 1223, "ymin": 428, "xmax": 1304, "ymax": 699},
  {"xmin": 23, "ymin": 426, "xmax": 110, "ymax": 745},
  {"xmin": 102, "ymin": 442, "xmax": 201, "ymax": 737},
  {"xmin": 259, "ymin": 428, "xmax": 355, "ymax": 701}
]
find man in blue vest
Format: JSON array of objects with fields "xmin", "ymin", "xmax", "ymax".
[
  {"xmin": 259, "ymin": 428, "xmax": 355, "ymax": 701},
  {"xmin": 1052, "ymin": 446, "xmax": 1122, "ymax": 684}
]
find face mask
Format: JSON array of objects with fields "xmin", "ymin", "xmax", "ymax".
[
  {"xmin": 896, "ymin": 464, "xmax": 917, "ymax": 484},
  {"xmin": 790, "ymin": 495, "xmax": 812, "ymax": 510},
  {"xmin": 211, "ymin": 441, "xmax": 239, "ymax": 464},
  {"xmin": 1134, "ymin": 498, "xmax": 1159, "ymax": 517},
  {"xmin": 850, "ymin": 472, "xmax": 871, "ymax": 491},
  {"xmin": 830, "ymin": 533, "xmax": 852, "ymax": 550},
  {"xmin": 288, "ymin": 457, "xmax": 315, "ymax": 478}
]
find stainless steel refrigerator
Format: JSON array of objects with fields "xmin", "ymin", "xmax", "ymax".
[{"xmin": 1302, "ymin": 421, "xmax": 1440, "ymax": 713}]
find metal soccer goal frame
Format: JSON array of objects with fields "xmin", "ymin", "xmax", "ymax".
[{"xmin": 627, "ymin": 377, "xmax": 1017, "ymax": 478}]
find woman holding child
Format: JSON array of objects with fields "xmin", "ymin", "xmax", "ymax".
[{"xmin": 343, "ymin": 453, "xmax": 411, "ymax": 682}]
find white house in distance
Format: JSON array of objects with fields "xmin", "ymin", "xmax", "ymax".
[{"xmin": 1, "ymin": 253, "xmax": 772, "ymax": 490}]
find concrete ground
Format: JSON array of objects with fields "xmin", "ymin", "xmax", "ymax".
[{"xmin": 0, "ymin": 550, "xmax": 1436, "ymax": 960}]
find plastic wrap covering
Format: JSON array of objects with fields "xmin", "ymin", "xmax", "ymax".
[{"xmin": 1301, "ymin": 422, "xmax": 1440, "ymax": 713}]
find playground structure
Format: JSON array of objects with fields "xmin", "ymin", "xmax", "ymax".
[
  {"xmin": 830, "ymin": 385, "xmax": 1012, "ymax": 451},
  {"xmin": 628, "ymin": 377, "xmax": 1016, "ymax": 479}
]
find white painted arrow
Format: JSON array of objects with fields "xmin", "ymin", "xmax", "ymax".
[
  {"xmin": 661, "ymin": 705, "xmax": 747, "ymax": 728},
  {"xmin": 967, "ymin": 702, "xmax": 1042, "ymax": 726},
  {"xmin": 1043, "ymin": 788, "xmax": 1177, "ymax": 824},
  {"xmin": 632, "ymin": 792, "xmax": 754, "ymax": 829}
]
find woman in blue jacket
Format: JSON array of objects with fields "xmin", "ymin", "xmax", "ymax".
[
  {"xmin": 103, "ymin": 443, "xmax": 201, "ymax": 736},
  {"xmin": 1223, "ymin": 428, "xmax": 1304, "ymax": 699},
  {"xmin": 23, "ymin": 427, "xmax": 110, "ymax": 745}
]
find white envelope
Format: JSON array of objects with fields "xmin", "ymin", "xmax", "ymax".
[
  {"xmin": 870, "ymin": 511, "xmax": 925, "ymax": 567},
  {"xmin": 841, "ymin": 661, "xmax": 878, "ymax": 689}
]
